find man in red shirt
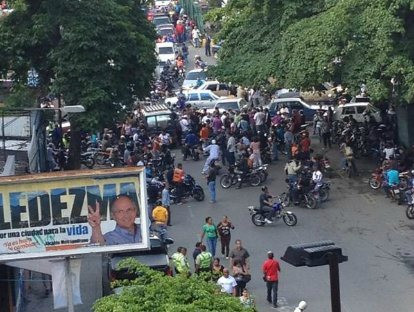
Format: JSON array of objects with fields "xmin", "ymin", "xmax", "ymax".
[{"xmin": 262, "ymin": 251, "xmax": 281, "ymax": 308}]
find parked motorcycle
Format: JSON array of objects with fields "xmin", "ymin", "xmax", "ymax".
[
  {"xmin": 170, "ymin": 174, "xmax": 205, "ymax": 203},
  {"xmin": 248, "ymin": 197, "xmax": 297, "ymax": 227},
  {"xmin": 80, "ymin": 151, "xmax": 95, "ymax": 169}
]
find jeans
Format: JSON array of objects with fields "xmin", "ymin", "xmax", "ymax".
[
  {"xmin": 226, "ymin": 151, "xmax": 235, "ymax": 166},
  {"xmin": 260, "ymin": 206, "xmax": 274, "ymax": 219},
  {"xmin": 206, "ymin": 236, "xmax": 217, "ymax": 257},
  {"xmin": 208, "ymin": 181, "xmax": 216, "ymax": 202},
  {"xmin": 272, "ymin": 143, "xmax": 279, "ymax": 161},
  {"xmin": 266, "ymin": 280, "xmax": 279, "ymax": 307}
]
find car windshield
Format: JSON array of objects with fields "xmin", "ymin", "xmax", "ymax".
[
  {"xmin": 158, "ymin": 47, "xmax": 173, "ymax": 54},
  {"xmin": 185, "ymin": 71, "xmax": 207, "ymax": 81},
  {"xmin": 158, "ymin": 28, "xmax": 173, "ymax": 36},
  {"xmin": 157, "ymin": 114, "xmax": 171, "ymax": 128},
  {"xmin": 153, "ymin": 17, "xmax": 170, "ymax": 26}
]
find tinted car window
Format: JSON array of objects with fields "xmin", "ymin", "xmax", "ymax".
[
  {"xmin": 185, "ymin": 71, "xmax": 207, "ymax": 80},
  {"xmin": 153, "ymin": 17, "xmax": 170, "ymax": 26},
  {"xmin": 147, "ymin": 116, "xmax": 157, "ymax": 128},
  {"xmin": 156, "ymin": 114, "xmax": 171, "ymax": 129},
  {"xmin": 158, "ymin": 47, "xmax": 173, "ymax": 54},
  {"xmin": 342, "ymin": 107, "xmax": 356, "ymax": 115},
  {"xmin": 290, "ymin": 101, "xmax": 303, "ymax": 110},
  {"xmin": 158, "ymin": 28, "xmax": 173, "ymax": 36},
  {"xmin": 219, "ymin": 84, "xmax": 228, "ymax": 90},
  {"xmin": 188, "ymin": 93, "xmax": 199, "ymax": 101},
  {"xmin": 200, "ymin": 93, "xmax": 213, "ymax": 100},
  {"xmin": 356, "ymin": 106, "xmax": 366, "ymax": 114},
  {"xmin": 217, "ymin": 102, "xmax": 239, "ymax": 110},
  {"xmin": 206, "ymin": 84, "xmax": 217, "ymax": 91}
]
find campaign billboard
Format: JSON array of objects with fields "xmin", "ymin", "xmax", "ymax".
[{"xmin": 0, "ymin": 167, "xmax": 150, "ymax": 261}]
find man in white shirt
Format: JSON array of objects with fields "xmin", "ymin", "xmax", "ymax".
[
  {"xmin": 179, "ymin": 116, "xmax": 189, "ymax": 133},
  {"xmin": 192, "ymin": 26, "xmax": 201, "ymax": 48},
  {"xmin": 227, "ymin": 133, "xmax": 236, "ymax": 165},
  {"xmin": 202, "ymin": 139, "xmax": 220, "ymax": 174},
  {"xmin": 217, "ymin": 268, "xmax": 237, "ymax": 295},
  {"xmin": 254, "ymin": 108, "xmax": 265, "ymax": 133}
]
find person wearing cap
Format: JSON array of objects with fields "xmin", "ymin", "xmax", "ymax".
[
  {"xmin": 202, "ymin": 139, "xmax": 220, "ymax": 174},
  {"xmin": 262, "ymin": 251, "xmax": 281, "ymax": 308}
]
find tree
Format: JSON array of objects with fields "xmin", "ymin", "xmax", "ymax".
[
  {"xmin": 0, "ymin": 0, "xmax": 157, "ymax": 168},
  {"xmin": 210, "ymin": 0, "xmax": 414, "ymax": 104},
  {"xmin": 93, "ymin": 258, "xmax": 255, "ymax": 312}
]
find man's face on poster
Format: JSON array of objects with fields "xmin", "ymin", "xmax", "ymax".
[{"xmin": 111, "ymin": 196, "xmax": 137, "ymax": 230}]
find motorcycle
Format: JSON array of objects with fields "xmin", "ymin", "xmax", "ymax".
[
  {"xmin": 256, "ymin": 164, "xmax": 269, "ymax": 183},
  {"xmin": 182, "ymin": 144, "xmax": 202, "ymax": 161},
  {"xmin": 280, "ymin": 182, "xmax": 318, "ymax": 209},
  {"xmin": 318, "ymin": 181, "xmax": 330, "ymax": 202},
  {"xmin": 220, "ymin": 165, "xmax": 261, "ymax": 189},
  {"xmin": 368, "ymin": 167, "xmax": 383, "ymax": 190},
  {"xmin": 248, "ymin": 196, "xmax": 297, "ymax": 227},
  {"xmin": 80, "ymin": 151, "xmax": 95, "ymax": 169},
  {"xmin": 170, "ymin": 174, "xmax": 205, "ymax": 203}
]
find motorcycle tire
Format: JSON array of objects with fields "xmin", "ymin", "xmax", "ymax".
[
  {"xmin": 249, "ymin": 173, "xmax": 262, "ymax": 187},
  {"xmin": 251, "ymin": 213, "xmax": 265, "ymax": 226},
  {"xmin": 220, "ymin": 175, "xmax": 233, "ymax": 189},
  {"xmin": 283, "ymin": 213, "xmax": 297, "ymax": 226},
  {"xmin": 193, "ymin": 187, "xmax": 205, "ymax": 201},
  {"xmin": 368, "ymin": 177, "xmax": 381, "ymax": 190},
  {"xmin": 83, "ymin": 157, "xmax": 95, "ymax": 169},
  {"xmin": 258, "ymin": 171, "xmax": 268, "ymax": 183},
  {"xmin": 95, "ymin": 154, "xmax": 107, "ymax": 165},
  {"xmin": 406, "ymin": 205, "xmax": 414, "ymax": 219},
  {"xmin": 305, "ymin": 195, "xmax": 317, "ymax": 209},
  {"xmin": 319, "ymin": 188, "xmax": 330, "ymax": 202},
  {"xmin": 280, "ymin": 192, "xmax": 291, "ymax": 207}
]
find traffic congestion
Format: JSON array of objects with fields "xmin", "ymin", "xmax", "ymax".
[{"xmin": 3, "ymin": 0, "xmax": 414, "ymax": 311}]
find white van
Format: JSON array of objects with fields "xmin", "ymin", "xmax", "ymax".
[{"xmin": 156, "ymin": 42, "xmax": 176, "ymax": 63}]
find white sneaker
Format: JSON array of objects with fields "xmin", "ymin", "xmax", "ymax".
[{"xmin": 264, "ymin": 218, "xmax": 273, "ymax": 224}]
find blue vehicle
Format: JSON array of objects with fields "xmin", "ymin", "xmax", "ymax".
[{"xmin": 265, "ymin": 97, "xmax": 329, "ymax": 121}]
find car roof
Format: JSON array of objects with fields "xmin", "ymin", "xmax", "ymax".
[
  {"xmin": 338, "ymin": 102, "xmax": 372, "ymax": 108},
  {"xmin": 156, "ymin": 42, "xmax": 174, "ymax": 47},
  {"xmin": 273, "ymin": 97, "xmax": 306, "ymax": 102},
  {"xmin": 216, "ymin": 97, "xmax": 243, "ymax": 103},
  {"xmin": 187, "ymin": 68, "xmax": 205, "ymax": 73},
  {"xmin": 142, "ymin": 104, "xmax": 172, "ymax": 116}
]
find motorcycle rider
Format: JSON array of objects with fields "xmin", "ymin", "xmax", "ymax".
[
  {"xmin": 183, "ymin": 130, "xmax": 200, "ymax": 160},
  {"xmin": 383, "ymin": 165, "xmax": 399, "ymax": 197},
  {"xmin": 259, "ymin": 186, "xmax": 275, "ymax": 224},
  {"xmin": 151, "ymin": 200, "xmax": 169, "ymax": 242},
  {"xmin": 202, "ymin": 139, "xmax": 220, "ymax": 174},
  {"xmin": 173, "ymin": 163, "xmax": 185, "ymax": 204},
  {"xmin": 236, "ymin": 152, "xmax": 250, "ymax": 189},
  {"xmin": 284, "ymin": 158, "xmax": 301, "ymax": 184},
  {"xmin": 312, "ymin": 165, "xmax": 323, "ymax": 192}
]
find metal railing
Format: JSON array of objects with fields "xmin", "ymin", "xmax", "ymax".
[{"xmin": 179, "ymin": 0, "xmax": 204, "ymax": 32}]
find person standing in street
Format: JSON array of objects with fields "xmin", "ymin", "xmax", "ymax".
[
  {"xmin": 171, "ymin": 246, "xmax": 191, "ymax": 276},
  {"xmin": 217, "ymin": 268, "xmax": 237, "ymax": 296},
  {"xmin": 151, "ymin": 201, "xmax": 168, "ymax": 242},
  {"xmin": 262, "ymin": 251, "xmax": 281, "ymax": 308},
  {"xmin": 206, "ymin": 162, "xmax": 217, "ymax": 203},
  {"xmin": 192, "ymin": 26, "xmax": 201, "ymax": 47},
  {"xmin": 217, "ymin": 216, "xmax": 235, "ymax": 259},
  {"xmin": 205, "ymin": 34, "xmax": 211, "ymax": 56},
  {"xmin": 195, "ymin": 244, "xmax": 213, "ymax": 273},
  {"xmin": 200, "ymin": 216, "xmax": 219, "ymax": 257},
  {"xmin": 161, "ymin": 183, "xmax": 172, "ymax": 226},
  {"xmin": 229, "ymin": 239, "xmax": 250, "ymax": 269}
]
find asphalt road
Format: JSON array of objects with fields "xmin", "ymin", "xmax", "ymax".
[
  {"xmin": 167, "ymin": 140, "xmax": 414, "ymax": 312},
  {"xmin": 166, "ymin": 44, "xmax": 414, "ymax": 312}
]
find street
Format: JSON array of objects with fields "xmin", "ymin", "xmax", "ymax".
[{"xmin": 168, "ymin": 131, "xmax": 414, "ymax": 311}]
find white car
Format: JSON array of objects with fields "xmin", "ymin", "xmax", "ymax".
[
  {"xmin": 182, "ymin": 69, "xmax": 208, "ymax": 89},
  {"xmin": 334, "ymin": 102, "xmax": 381, "ymax": 123},
  {"xmin": 194, "ymin": 80, "xmax": 230, "ymax": 97},
  {"xmin": 155, "ymin": 1, "xmax": 171, "ymax": 8},
  {"xmin": 165, "ymin": 90, "xmax": 220, "ymax": 109},
  {"xmin": 213, "ymin": 97, "xmax": 248, "ymax": 113},
  {"xmin": 156, "ymin": 42, "xmax": 176, "ymax": 63}
]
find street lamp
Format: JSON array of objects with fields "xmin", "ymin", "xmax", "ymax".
[{"xmin": 281, "ymin": 241, "xmax": 348, "ymax": 312}]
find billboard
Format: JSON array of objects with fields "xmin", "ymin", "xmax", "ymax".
[{"xmin": 0, "ymin": 167, "xmax": 150, "ymax": 261}]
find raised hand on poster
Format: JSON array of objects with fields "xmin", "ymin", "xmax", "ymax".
[{"xmin": 87, "ymin": 202, "xmax": 101, "ymax": 228}]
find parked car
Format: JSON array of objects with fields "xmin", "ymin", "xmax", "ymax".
[
  {"xmin": 156, "ymin": 42, "xmax": 176, "ymax": 63},
  {"xmin": 194, "ymin": 80, "xmax": 230, "ymax": 97},
  {"xmin": 165, "ymin": 90, "xmax": 220, "ymax": 109},
  {"xmin": 154, "ymin": 0, "xmax": 172, "ymax": 8},
  {"xmin": 157, "ymin": 25, "xmax": 175, "ymax": 37},
  {"xmin": 266, "ymin": 97, "xmax": 330, "ymax": 121},
  {"xmin": 182, "ymin": 69, "xmax": 208, "ymax": 89},
  {"xmin": 334, "ymin": 102, "xmax": 381, "ymax": 123},
  {"xmin": 213, "ymin": 97, "xmax": 248, "ymax": 113}
]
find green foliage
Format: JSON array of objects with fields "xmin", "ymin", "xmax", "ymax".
[
  {"xmin": 213, "ymin": 0, "xmax": 414, "ymax": 104},
  {"xmin": 93, "ymin": 258, "xmax": 254, "ymax": 312},
  {"xmin": 3, "ymin": 83, "xmax": 37, "ymax": 108}
]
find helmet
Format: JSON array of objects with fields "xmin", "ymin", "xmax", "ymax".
[
  {"xmin": 155, "ymin": 200, "xmax": 162, "ymax": 206},
  {"xmin": 261, "ymin": 186, "xmax": 268, "ymax": 192},
  {"xmin": 298, "ymin": 301, "xmax": 307, "ymax": 309},
  {"xmin": 411, "ymin": 170, "xmax": 414, "ymax": 176},
  {"xmin": 194, "ymin": 54, "xmax": 200, "ymax": 59},
  {"xmin": 211, "ymin": 139, "xmax": 216, "ymax": 144}
]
